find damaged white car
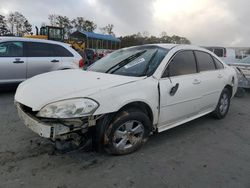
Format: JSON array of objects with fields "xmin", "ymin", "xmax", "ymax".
[{"xmin": 15, "ymin": 44, "xmax": 238, "ymax": 155}]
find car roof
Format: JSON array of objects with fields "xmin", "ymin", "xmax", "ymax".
[
  {"xmin": 0, "ymin": 36, "xmax": 68, "ymax": 46},
  {"xmin": 128, "ymin": 43, "xmax": 210, "ymax": 52}
]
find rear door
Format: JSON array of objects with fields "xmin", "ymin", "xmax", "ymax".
[
  {"xmin": 52, "ymin": 44, "xmax": 78, "ymax": 68},
  {"xmin": 25, "ymin": 42, "xmax": 62, "ymax": 78},
  {"xmin": 158, "ymin": 50, "xmax": 202, "ymax": 130},
  {"xmin": 0, "ymin": 41, "xmax": 26, "ymax": 84},
  {"xmin": 194, "ymin": 51, "xmax": 224, "ymax": 113}
]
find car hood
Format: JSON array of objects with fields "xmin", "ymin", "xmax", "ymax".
[{"xmin": 15, "ymin": 70, "xmax": 145, "ymax": 111}]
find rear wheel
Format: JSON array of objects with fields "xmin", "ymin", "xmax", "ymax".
[{"xmin": 212, "ymin": 88, "xmax": 231, "ymax": 119}]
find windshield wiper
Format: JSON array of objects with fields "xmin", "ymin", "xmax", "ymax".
[{"xmin": 105, "ymin": 50, "xmax": 146, "ymax": 74}]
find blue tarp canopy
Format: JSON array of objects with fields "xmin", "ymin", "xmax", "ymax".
[{"xmin": 71, "ymin": 30, "xmax": 120, "ymax": 42}]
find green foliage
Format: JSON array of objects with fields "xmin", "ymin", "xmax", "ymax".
[
  {"xmin": 7, "ymin": 12, "xmax": 32, "ymax": 36},
  {"xmin": 120, "ymin": 32, "xmax": 191, "ymax": 48},
  {"xmin": 71, "ymin": 17, "xmax": 96, "ymax": 32},
  {"xmin": 0, "ymin": 15, "xmax": 10, "ymax": 36},
  {"xmin": 3, "ymin": 11, "xmax": 192, "ymax": 46},
  {"xmin": 100, "ymin": 24, "xmax": 115, "ymax": 36}
]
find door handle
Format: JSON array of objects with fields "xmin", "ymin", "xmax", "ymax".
[
  {"xmin": 170, "ymin": 83, "xmax": 179, "ymax": 96},
  {"xmin": 13, "ymin": 59, "xmax": 24, "ymax": 64},
  {"xmin": 193, "ymin": 79, "xmax": 201, "ymax": 85},
  {"xmin": 51, "ymin": 59, "xmax": 59, "ymax": 63},
  {"xmin": 218, "ymin": 74, "xmax": 223, "ymax": 78}
]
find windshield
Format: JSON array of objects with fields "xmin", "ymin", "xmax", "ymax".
[{"xmin": 88, "ymin": 46, "xmax": 168, "ymax": 77}]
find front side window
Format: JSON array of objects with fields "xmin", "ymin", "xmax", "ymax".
[
  {"xmin": 88, "ymin": 46, "xmax": 168, "ymax": 77},
  {"xmin": 163, "ymin": 50, "xmax": 197, "ymax": 77},
  {"xmin": 0, "ymin": 42, "xmax": 23, "ymax": 57},
  {"xmin": 195, "ymin": 51, "xmax": 216, "ymax": 71}
]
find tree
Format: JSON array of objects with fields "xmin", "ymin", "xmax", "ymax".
[
  {"xmin": 48, "ymin": 14, "xmax": 57, "ymax": 26},
  {"xmin": 23, "ymin": 20, "xmax": 32, "ymax": 34},
  {"xmin": 100, "ymin": 24, "xmax": 115, "ymax": 36},
  {"xmin": 71, "ymin": 17, "xmax": 85, "ymax": 31},
  {"xmin": 56, "ymin": 15, "xmax": 72, "ymax": 38},
  {"xmin": 71, "ymin": 17, "xmax": 96, "ymax": 32},
  {"xmin": 83, "ymin": 20, "xmax": 96, "ymax": 32},
  {"xmin": 7, "ymin": 12, "xmax": 32, "ymax": 36},
  {"xmin": 7, "ymin": 12, "xmax": 15, "ymax": 34},
  {"xmin": 0, "ymin": 15, "xmax": 9, "ymax": 36},
  {"xmin": 159, "ymin": 31, "xmax": 172, "ymax": 43},
  {"xmin": 170, "ymin": 35, "xmax": 191, "ymax": 44},
  {"xmin": 120, "ymin": 32, "xmax": 191, "ymax": 48}
]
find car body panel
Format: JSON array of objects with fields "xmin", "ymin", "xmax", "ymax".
[
  {"xmin": 229, "ymin": 63, "xmax": 250, "ymax": 78},
  {"xmin": 14, "ymin": 44, "xmax": 238, "ymax": 139},
  {"xmin": 159, "ymin": 74, "xmax": 202, "ymax": 127},
  {"xmin": 26, "ymin": 56, "xmax": 63, "ymax": 78},
  {"xmin": 15, "ymin": 69, "xmax": 145, "ymax": 111},
  {"xmin": 0, "ymin": 57, "xmax": 27, "ymax": 84}
]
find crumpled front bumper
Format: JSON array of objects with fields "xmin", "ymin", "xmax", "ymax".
[{"xmin": 16, "ymin": 103, "xmax": 87, "ymax": 139}]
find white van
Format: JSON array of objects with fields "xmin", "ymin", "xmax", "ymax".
[{"xmin": 205, "ymin": 47, "xmax": 237, "ymax": 64}]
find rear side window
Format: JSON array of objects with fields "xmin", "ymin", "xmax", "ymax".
[
  {"xmin": 51, "ymin": 44, "xmax": 73, "ymax": 57},
  {"xmin": 195, "ymin": 51, "xmax": 216, "ymax": 71},
  {"xmin": 163, "ymin": 50, "xmax": 197, "ymax": 77},
  {"xmin": 213, "ymin": 57, "xmax": 224, "ymax": 69},
  {"xmin": 26, "ymin": 42, "xmax": 50, "ymax": 57},
  {"xmin": 26, "ymin": 42, "xmax": 73, "ymax": 57},
  {"xmin": 0, "ymin": 42, "xmax": 23, "ymax": 57}
]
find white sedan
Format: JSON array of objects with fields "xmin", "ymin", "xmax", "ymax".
[{"xmin": 15, "ymin": 44, "xmax": 238, "ymax": 155}]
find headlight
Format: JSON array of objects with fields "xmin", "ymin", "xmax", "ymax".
[{"xmin": 36, "ymin": 98, "xmax": 99, "ymax": 119}]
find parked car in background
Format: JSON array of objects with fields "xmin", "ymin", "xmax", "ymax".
[
  {"xmin": 205, "ymin": 46, "xmax": 237, "ymax": 64},
  {"xmin": 0, "ymin": 37, "xmax": 83, "ymax": 84},
  {"xmin": 228, "ymin": 56, "xmax": 250, "ymax": 92},
  {"xmin": 15, "ymin": 44, "xmax": 237, "ymax": 155},
  {"xmin": 234, "ymin": 56, "xmax": 250, "ymax": 78}
]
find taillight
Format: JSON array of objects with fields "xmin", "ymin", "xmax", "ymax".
[
  {"xmin": 79, "ymin": 59, "xmax": 84, "ymax": 68},
  {"xmin": 224, "ymin": 51, "xmax": 227, "ymax": 57}
]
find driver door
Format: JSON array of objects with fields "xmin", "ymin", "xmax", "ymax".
[
  {"xmin": 158, "ymin": 50, "xmax": 202, "ymax": 131},
  {"xmin": 0, "ymin": 41, "xmax": 26, "ymax": 84}
]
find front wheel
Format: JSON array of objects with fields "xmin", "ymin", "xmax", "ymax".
[
  {"xmin": 212, "ymin": 88, "xmax": 231, "ymax": 119},
  {"xmin": 105, "ymin": 109, "xmax": 151, "ymax": 155}
]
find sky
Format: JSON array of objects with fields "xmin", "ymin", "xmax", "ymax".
[{"xmin": 0, "ymin": 0, "xmax": 249, "ymax": 47}]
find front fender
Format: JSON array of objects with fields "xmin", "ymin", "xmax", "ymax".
[{"xmin": 90, "ymin": 78, "xmax": 159, "ymax": 124}]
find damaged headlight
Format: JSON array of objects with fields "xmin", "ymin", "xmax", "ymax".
[{"xmin": 36, "ymin": 98, "xmax": 99, "ymax": 119}]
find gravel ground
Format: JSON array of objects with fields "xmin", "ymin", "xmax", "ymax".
[{"xmin": 0, "ymin": 88, "xmax": 250, "ymax": 188}]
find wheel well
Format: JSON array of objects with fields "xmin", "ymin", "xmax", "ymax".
[
  {"xmin": 118, "ymin": 102, "xmax": 154, "ymax": 123},
  {"xmin": 225, "ymin": 85, "xmax": 233, "ymax": 98}
]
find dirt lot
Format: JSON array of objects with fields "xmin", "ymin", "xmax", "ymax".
[{"xmin": 0, "ymin": 88, "xmax": 250, "ymax": 188}]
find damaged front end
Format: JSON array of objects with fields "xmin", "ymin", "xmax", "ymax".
[{"xmin": 16, "ymin": 102, "xmax": 102, "ymax": 152}]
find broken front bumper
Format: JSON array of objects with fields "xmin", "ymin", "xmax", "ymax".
[{"xmin": 16, "ymin": 103, "xmax": 88, "ymax": 139}]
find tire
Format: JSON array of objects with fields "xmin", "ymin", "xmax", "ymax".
[
  {"xmin": 94, "ymin": 108, "xmax": 151, "ymax": 155},
  {"xmin": 212, "ymin": 88, "xmax": 231, "ymax": 119}
]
